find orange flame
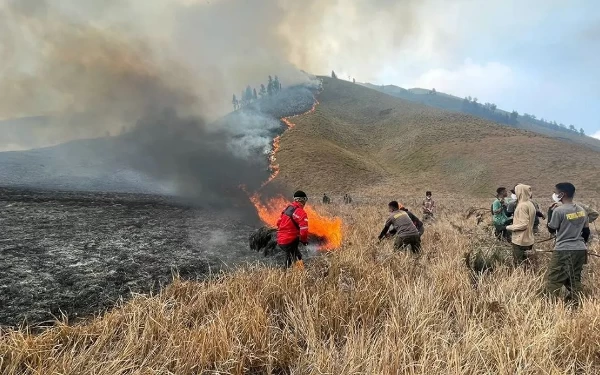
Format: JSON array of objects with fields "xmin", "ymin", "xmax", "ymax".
[
  {"xmin": 249, "ymin": 193, "xmax": 342, "ymax": 250},
  {"xmin": 264, "ymin": 98, "xmax": 320, "ymax": 183}
]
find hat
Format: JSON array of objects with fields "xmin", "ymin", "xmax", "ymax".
[{"xmin": 293, "ymin": 190, "xmax": 308, "ymax": 200}]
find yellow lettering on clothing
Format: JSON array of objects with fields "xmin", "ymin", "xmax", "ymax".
[
  {"xmin": 566, "ymin": 211, "xmax": 586, "ymax": 220},
  {"xmin": 393, "ymin": 212, "xmax": 407, "ymax": 219}
]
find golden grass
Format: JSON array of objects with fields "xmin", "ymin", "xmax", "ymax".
[
  {"xmin": 276, "ymin": 77, "xmax": 600, "ymax": 197},
  {"xmin": 2, "ymin": 199, "xmax": 599, "ymax": 374}
]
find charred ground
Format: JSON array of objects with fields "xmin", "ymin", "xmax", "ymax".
[{"xmin": 0, "ymin": 188, "xmax": 276, "ymax": 327}]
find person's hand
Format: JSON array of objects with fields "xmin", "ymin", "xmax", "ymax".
[{"xmin": 541, "ymin": 214, "xmax": 546, "ymax": 220}]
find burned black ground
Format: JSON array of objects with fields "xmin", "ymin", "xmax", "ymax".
[{"xmin": 0, "ymin": 188, "xmax": 273, "ymax": 328}]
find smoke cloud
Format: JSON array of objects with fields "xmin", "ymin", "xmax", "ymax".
[{"xmin": 0, "ymin": 0, "xmax": 428, "ymax": 204}]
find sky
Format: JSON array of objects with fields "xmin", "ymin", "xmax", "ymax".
[
  {"xmin": 1, "ymin": 0, "xmax": 599, "ymax": 141},
  {"xmin": 315, "ymin": 0, "xmax": 600, "ymax": 138}
]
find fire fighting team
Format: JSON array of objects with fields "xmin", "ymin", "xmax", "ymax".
[
  {"xmin": 277, "ymin": 183, "xmax": 597, "ymax": 306},
  {"xmin": 492, "ymin": 182, "xmax": 597, "ymax": 306}
]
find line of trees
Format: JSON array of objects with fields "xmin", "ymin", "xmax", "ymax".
[
  {"xmin": 461, "ymin": 96, "xmax": 518, "ymax": 126},
  {"xmin": 461, "ymin": 95, "xmax": 586, "ymax": 136},
  {"xmin": 522, "ymin": 114, "xmax": 585, "ymax": 136},
  {"xmin": 232, "ymin": 75, "xmax": 282, "ymax": 110}
]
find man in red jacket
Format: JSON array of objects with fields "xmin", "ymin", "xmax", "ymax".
[{"xmin": 277, "ymin": 190, "xmax": 309, "ymax": 269}]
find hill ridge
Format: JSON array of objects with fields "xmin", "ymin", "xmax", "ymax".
[{"xmin": 274, "ymin": 77, "xmax": 600, "ymax": 197}]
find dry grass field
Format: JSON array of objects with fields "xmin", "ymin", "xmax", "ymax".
[
  {"xmin": 276, "ymin": 77, "xmax": 600, "ymax": 197},
  {"xmin": 3, "ymin": 77, "xmax": 600, "ymax": 374},
  {"xmin": 1, "ymin": 198, "xmax": 599, "ymax": 374}
]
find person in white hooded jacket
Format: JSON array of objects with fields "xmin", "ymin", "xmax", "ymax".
[{"xmin": 506, "ymin": 184, "xmax": 537, "ymax": 266}]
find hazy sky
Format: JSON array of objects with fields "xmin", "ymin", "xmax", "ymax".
[
  {"xmin": 2, "ymin": 0, "xmax": 599, "ymax": 140},
  {"xmin": 318, "ymin": 0, "xmax": 599, "ymax": 138}
]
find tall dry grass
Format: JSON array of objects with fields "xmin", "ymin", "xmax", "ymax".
[{"xmin": 1, "ymin": 199, "xmax": 599, "ymax": 374}]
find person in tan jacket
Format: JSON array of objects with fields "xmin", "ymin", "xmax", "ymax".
[{"xmin": 506, "ymin": 184, "xmax": 536, "ymax": 266}]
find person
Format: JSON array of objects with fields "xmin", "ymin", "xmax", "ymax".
[
  {"xmin": 506, "ymin": 188, "xmax": 518, "ymax": 218},
  {"xmin": 506, "ymin": 184, "xmax": 536, "ymax": 267},
  {"xmin": 548, "ymin": 201, "xmax": 598, "ymax": 227},
  {"xmin": 400, "ymin": 205, "xmax": 425, "ymax": 236},
  {"xmin": 546, "ymin": 182, "xmax": 590, "ymax": 307},
  {"xmin": 422, "ymin": 191, "xmax": 435, "ymax": 220},
  {"xmin": 492, "ymin": 187, "xmax": 511, "ymax": 241},
  {"xmin": 378, "ymin": 201, "xmax": 421, "ymax": 253},
  {"xmin": 277, "ymin": 190, "xmax": 309, "ymax": 269},
  {"xmin": 532, "ymin": 199, "xmax": 541, "ymax": 234},
  {"xmin": 322, "ymin": 193, "xmax": 331, "ymax": 204}
]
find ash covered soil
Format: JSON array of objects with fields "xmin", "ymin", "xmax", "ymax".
[{"xmin": 0, "ymin": 188, "xmax": 273, "ymax": 327}]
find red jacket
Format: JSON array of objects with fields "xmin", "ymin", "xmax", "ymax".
[{"xmin": 276, "ymin": 202, "xmax": 309, "ymax": 245}]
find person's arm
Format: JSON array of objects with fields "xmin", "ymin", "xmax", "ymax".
[
  {"xmin": 492, "ymin": 200, "xmax": 504, "ymax": 215},
  {"xmin": 378, "ymin": 218, "xmax": 392, "ymax": 240},
  {"xmin": 407, "ymin": 211, "xmax": 423, "ymax": 228},
  {"xmin": 294, "ymin": 209, "xmax": 309, "ymax": 244},
  {"xmin": 506, "ymin": 205, "xmax": 527, "ymax": 232},
  {"xmin": 547, "ymin": 208, "xmax": 561, "ymax": 234},
  {"xmin": 582, "ymin": 215, "xmax": 590, "ymax": 243}
]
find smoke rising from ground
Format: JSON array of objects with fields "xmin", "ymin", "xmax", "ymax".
[{"xmin": 0, "ymin": 0, "xmax": 424, "ymax": 202}]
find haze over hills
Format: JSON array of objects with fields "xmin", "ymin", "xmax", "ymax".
[
  {"xmin": 275, "ymin": 77, "xmax": 600, "ymax": 197},
  {"xmin": 361, "ymin": 82, "xmax": 600, "ymax": 152},
  {"xmin": 2, "ymin": 76, "xmax": 600, "ymax": 199}
]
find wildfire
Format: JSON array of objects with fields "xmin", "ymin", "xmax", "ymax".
[
  {"xmin": 264, "ymin": 98, "xmax": 320, "ymax": 183},
  {"xmin": 249, "ymin": 193, "xmax": 342, "ymax": 250}
]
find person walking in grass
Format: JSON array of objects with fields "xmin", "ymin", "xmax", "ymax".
[
  {"xmin": 492, "ymin": 187, "xmax": 511, "ymax": 241},
  {"xmin": 546, "ymin": 182, "xmax": 590, "ymax": 307},
  {"xmin": 506, "ymin": 184, "xmax": 536, "ymax": 267},
  {"xmin": 422, "ymin": 191, "xmax": 436, "ymax": 221},
  {"xmin": 277, "ymin": 191, "xmax": 309, "ymax": 269},
  {"xmin": 378, "ymin": 201, "xmax": 422, "ymax": 253}
]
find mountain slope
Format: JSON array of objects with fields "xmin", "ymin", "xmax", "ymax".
[
  {"xmin": 362, "ymin": 83, "xmax": 600, "ymax": 152},
  {"xmin": 275, "ymin": 77, "xmax": 600, "ymax": 197}
]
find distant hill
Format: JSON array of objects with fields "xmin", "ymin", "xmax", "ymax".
[
  {"xmin": 362, "ymin": 83, "xmax": 600, "ymax": 152},
  {"xmin": 274, "ymin": 77, "xmax": 600, "ymax": 197}
]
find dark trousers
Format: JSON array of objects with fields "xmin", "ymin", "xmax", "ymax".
[
  {"xmin": 512, "ymin": 244, "xmax": 533, "ymax": 267},
  {"xmin": 394, "ymin": 235, "xmax": 421, "ymax": 253},
  {"xmin": 280, "ymin": 239, "xmax": 302, "ymax": 268},
  {"xmin": 546, "ymin": 250, "xmax": 587, "ymax": 304},
  {"xmin": 494, "ymin": 218, "xmax": 512, "ymax": 242}
]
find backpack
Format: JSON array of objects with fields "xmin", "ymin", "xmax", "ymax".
[{"xmin": 283, "ymin": 205, "xmax": 300, "ymax": 229}]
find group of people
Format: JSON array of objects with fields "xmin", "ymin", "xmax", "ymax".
[
  {"xmin": 493, "ymin": 182, "xmax": 596, "ymax": 305},
  {"xmin": 275, "ymin": 185, "xmax": 595, "ymax": 306},
  {"xmin": 321, "ymin": 193, "xmax": 353, "ymax": 205},
  {"xmin": 276, "ymin": 191, "xmax": 436, "ymax": 269}
]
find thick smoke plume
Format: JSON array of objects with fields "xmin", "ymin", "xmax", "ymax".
[{"xmin": 0, "ymin": 0, "xmax": 424, "ymax": 205}]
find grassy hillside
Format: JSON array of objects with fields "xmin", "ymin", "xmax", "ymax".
[
  {"xmin": 276, "ymin": 77, "xmax": 600, "ymax": 197},
  {"xmin": 363, "ymin": 83, "xmax": 600, "ymax": 152},
  {"xmin": 2, "ymin": 200, "xmax": 599, "ymax": 374}
]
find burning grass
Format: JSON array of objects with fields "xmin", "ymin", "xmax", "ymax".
[
  {"xmin": 249, "ymin": 193, "xmax": 343, "ymax": 250},
  {"xmin": 1, "ymin": 199, "xmax": 600, "ymax": 374}
]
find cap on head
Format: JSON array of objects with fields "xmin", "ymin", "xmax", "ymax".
[
  {"xmin": 426, "ymin": 191, "xmax": 432, "ymax": 196},
  {"xmin": 294, "ymin": 190, "xmax": 308, "ymax": 202}
]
